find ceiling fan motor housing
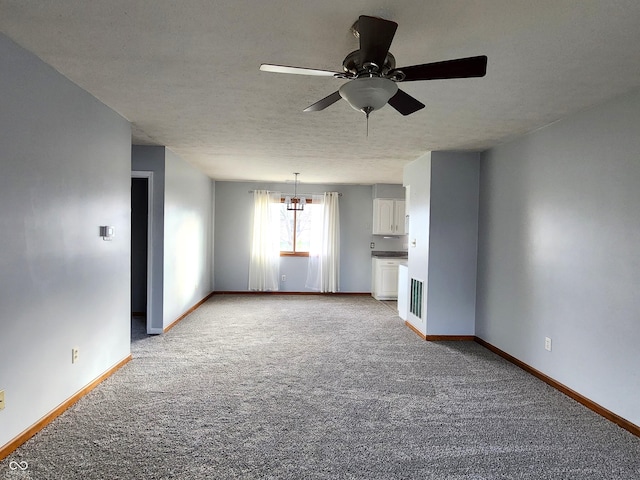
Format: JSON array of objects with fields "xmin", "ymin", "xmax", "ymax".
[{"xmin": 342, "ymin": 50, "xmax": 396, "ymax": 77}]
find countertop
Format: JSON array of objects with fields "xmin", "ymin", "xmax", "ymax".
[{"xmin": 371, "ymin": 250, "xmax": 408, "ymax": 259}]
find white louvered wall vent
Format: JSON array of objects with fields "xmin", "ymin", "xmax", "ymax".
[{"xmin": 410, "ymin": 278, "xmax": 423, "ymax": 318}]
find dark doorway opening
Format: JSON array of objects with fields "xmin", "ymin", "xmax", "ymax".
[{"xmin": 131, "ymin": 176, "xmax": 148, "ymax": 339}]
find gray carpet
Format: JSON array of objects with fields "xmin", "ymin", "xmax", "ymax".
[{"xmin": 3, "ymin": 295, "xmax": 640, "ymax": 479}]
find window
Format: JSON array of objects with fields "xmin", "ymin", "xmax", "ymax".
[{"xmin": 279, "ymin": 199, "xmax": 320, "ymax": 256}]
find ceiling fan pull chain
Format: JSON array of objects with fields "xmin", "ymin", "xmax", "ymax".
[{"xmin": 364, "ymin": 106, "xmax": 372, "ymax": 138}]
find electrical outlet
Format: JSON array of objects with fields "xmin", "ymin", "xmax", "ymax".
[
  {"xmin": 0, "ymin": 390, "xmax": 5, "ymax": 410},
  {"xmin": 281, "ymin": 275, "xmax": 286, "ymax": 282},
  {"xmin": 545, "ymin": 337, "xmax": 552, "ymax": 352},
  {"xmin": 72, "ymin": 347, "xmax": 79, "ymax": 364},
  {"xmin": 370, "ymin": 242, "xmax": 375, "ymax": 249}
]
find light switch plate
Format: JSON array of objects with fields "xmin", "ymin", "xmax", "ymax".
[
  {"xmin": 0, "ymin": 390, "xmax": 5, "ymax": 410},
  {"xmin": 100, "ymin": 226, "xmax": 115, "ymax": 241}
]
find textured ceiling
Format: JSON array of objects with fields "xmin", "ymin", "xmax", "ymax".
[{"xmin": 2, "ymin": 1, "xmax": 640, "ymax": 184}]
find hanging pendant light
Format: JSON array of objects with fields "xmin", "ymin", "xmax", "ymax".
[{"xmin": 286, "ymin": 172, "xmax": 305, "ymax": 211}]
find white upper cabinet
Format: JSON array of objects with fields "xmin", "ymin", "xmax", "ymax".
[{"xmin": 373, "ymin": 198, "xmax": 406, "ymax": 235}]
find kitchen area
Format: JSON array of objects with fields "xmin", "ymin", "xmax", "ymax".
[
  {"xmin": 369, "ymin": 184, "xmax": 409, "ymax": 320},
  {"xmin": 364, "ymin": 155, "xmax": 480, "ymax": 339}
]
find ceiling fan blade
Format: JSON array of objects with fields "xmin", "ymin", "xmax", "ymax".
[
  {"xmin": 390, "ymin": 55, "xmax": 488, "ymax": 82},
  {"xmin": 358, "ymin": 15, "xmax": 398, "ymax": 71},
  {"xmin": 260, "ymin": 64, "xmax": 347, "ymax": 77},
  {"xmin": 303, "ymin": 91, "xmax": 342, "ymax": 112},
  {"xmin": 387, "ymin": 89, "xmax": 425, "ymax": 116}
]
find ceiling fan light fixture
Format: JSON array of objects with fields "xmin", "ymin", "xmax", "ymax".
[{"xmin": 339, "ymin": 77, "xmax": 398, "ymax": 114}]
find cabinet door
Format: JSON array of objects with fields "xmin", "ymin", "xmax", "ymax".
[
  {"xmin": 394, "ymin": 200, "xmax": 406, "ymax": 234},
  {"xmin": 373, "ymin": 199, "xmax": 394, "ymax": 234},
  {"xmin": 379, "ymin": 263, "xmax": 400, "ymax": 297}
]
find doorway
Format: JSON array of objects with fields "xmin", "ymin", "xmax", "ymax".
[{"xmin": 131, "ymin": 171, "xmax": 155, "ymax": 336}]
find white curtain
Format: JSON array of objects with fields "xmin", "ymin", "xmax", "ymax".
[
  {"xmin": 306, "ymin": 192, "xmax": 340, "ymax": 292},
  {"xmin": 248, "ymin": 190, "xmax": 281, "ymax": 291}
]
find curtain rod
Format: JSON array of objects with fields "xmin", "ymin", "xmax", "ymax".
[{"xmin": 247, "ymin": 190, "xmax": 342, "ymax": 196}]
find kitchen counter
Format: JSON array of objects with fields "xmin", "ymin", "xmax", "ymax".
[{"xmin": 371, "ymin": 250, "xmax": 408, "ymax": 259}]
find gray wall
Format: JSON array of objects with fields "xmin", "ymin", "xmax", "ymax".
[
  {"xmin": 214, "ymin": 182, "xmax": 403, "ymax": 292},
  {"xmin": 162, "ymin": 149, "xmax": 213, "ymax": 327},
  {"xmin": 403, "ymin": 152, "xmax": 479, "ymax": 336},
  {"xmin": 0, "ymin": 33, "xmax": 131, "ymax": 448},
  {"xmin": 373, "ymin": 183, "xmax": 405, "ymax": 199},
  {"xmin": 427, "ymin": 152, "xmax": 479, "ymax": 335},
  {"xmin": 476, "ymin": 88, "xmax": 640, "ymax": 426},
  {"xmin": 132, "ymin": 146, "xmax": 214, "ymax": 330},
  {"xmin": 132, "ymin": 146, "xmax": 165, "ymax": 333}
]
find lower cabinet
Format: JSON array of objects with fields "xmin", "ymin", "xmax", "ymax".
[{"xmin": 372, "ymin": 258, "xmax": 403, "ymax": 300}]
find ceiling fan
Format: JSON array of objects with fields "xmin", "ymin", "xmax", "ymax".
[{"xmin": 260, "ymin": 15, "xmax": 487, "ymax": 119}]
